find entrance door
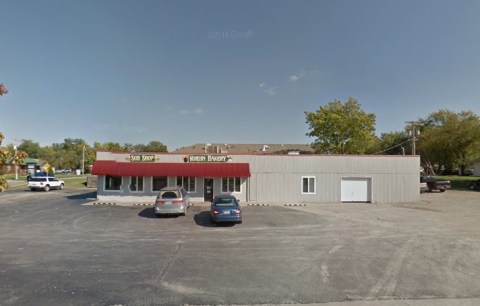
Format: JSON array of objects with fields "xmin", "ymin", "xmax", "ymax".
[{"xmin": 204, "ymin": 178, "xmax": 214, "ymax": 202}]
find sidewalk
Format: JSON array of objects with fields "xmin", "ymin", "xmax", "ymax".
[
  {"xmin": 6, "ymin": 180, "xmax": 26, "ymax": 187},
  {"xmin": 91, "ymin": 201, "xmax": 214, "ymax": 207},
  {"xmin": 260, "ymin": 298, "xmax": 480, "ymax": 306}
]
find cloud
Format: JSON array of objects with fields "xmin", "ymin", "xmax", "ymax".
[
  {"xmin": 167, "ymin": 106, "xmax": 204, "ymax": 115},
  {"xmin": 289, "ymin": 70, "xmax": 317, "ymax": 82},
  {"xmin": 264, "ymin": 86, "xmax": 278, "ymax": 96},
  {"xmin": 289, "ymin": 74, "xmax": 300, "ymax": 82},
  {"xmin": 259, "ymin": 82, "xmax": 278, "ymax": 96}
]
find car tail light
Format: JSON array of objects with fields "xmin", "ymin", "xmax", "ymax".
[
  {"xmin": 155, "ymin": 200, "xmax": 165, "ymax": 205},
  {"xmin": 234, "ymin": 210, "xmax": 241, "ymax": 215},
  {"xmin": 213, "ymin": 210, "xmax": 220, "ymax": 215}
]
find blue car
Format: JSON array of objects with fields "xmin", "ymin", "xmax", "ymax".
[{"xmin": 210, "ymin": 195, "xmax": 242, "ymax": 224}]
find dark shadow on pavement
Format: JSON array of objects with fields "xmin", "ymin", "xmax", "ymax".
[
  {"xmin": 138, "ymin": 207, "xmax": 182, "ymax": 219},
  {"xmin": 138, "ymin": 207, "xmax": 157, "ymax": 219},
  {"xmin": 194, "ymin": 211, "xmax": 236, "ymax": 227},
  {"xmin": 194, "ymin": 211, "xmax": 215, "ymax": 227},
  {"xmin": 66, "ymin": 191, "xmax": 97, "ymax": 200}
]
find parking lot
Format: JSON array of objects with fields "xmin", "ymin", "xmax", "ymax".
[{"xmin": 0, "ymin": 189, "xmax": 479, "ymax": 305}]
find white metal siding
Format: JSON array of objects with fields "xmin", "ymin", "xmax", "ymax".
[{"xmin": 95, "ymin": 152, "xmax": 421, "ymax": 204}]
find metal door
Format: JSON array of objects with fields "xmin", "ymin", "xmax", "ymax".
[{"xmin": 341, "ymin": 178, "xmax": 371, "ymax": 203}]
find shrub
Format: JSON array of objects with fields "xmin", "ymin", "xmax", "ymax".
[{"xmin": 0, "ymin": 176, "xmax": 7, "ymax": 192}]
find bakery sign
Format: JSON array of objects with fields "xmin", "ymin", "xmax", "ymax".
[
  {"xmin": 185, "ymin": 155, "xmax": 231, "ymax": 163},
  {"xmin": 129, "ymin": 154, "xmax": 157, "ymax": 162}
]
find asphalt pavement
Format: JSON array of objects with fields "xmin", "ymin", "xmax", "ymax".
[{"xmin": 0, "ymin": 189, "xmax": 479, "ymax": 306}]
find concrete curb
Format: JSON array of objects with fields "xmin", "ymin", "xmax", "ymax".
[
  {"xmin": 88, "ymin": 202, "xmax": 309, "ymax": 207},
  {"xmin": 265, "ymin": 297, "xmax": 480, "ymax": 306},
  {"xmin": 92, "ymin": 202, "xmax": 117, "ymax": 206}
]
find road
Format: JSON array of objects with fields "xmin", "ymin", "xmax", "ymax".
[{"xmin": 0, "ymin": 189, "xmax": 479, "ymax": 305}]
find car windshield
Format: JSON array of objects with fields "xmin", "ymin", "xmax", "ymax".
[
  {"xmin": 161, "ymin": 191, "xmax": 179, "ymax": 199},
  {"xmin": 214, "ymin": 198, "xmax": 238, "ymax": 207}
]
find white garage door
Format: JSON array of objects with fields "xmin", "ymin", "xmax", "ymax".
[{"xmin": 341, "ymin": 178, "xmax": 371, "ymax": 203}]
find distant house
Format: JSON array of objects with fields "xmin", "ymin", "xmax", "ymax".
[
  {"xmin": 0, "ymin": 158, "xmax": 41, "ymax": 175},
  {"xmin": 173, "ymin": 143, "xmax": 314, "ymax": 155}
]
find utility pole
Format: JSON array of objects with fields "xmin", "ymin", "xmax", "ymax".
[
  {"xmin": 13, "ymin": 144, "xmax": 18, "ymax": 180},
  {"xmin": 405, "ymin": 121, "xmax": 418, "ymax": 155},
  {"xmin": 82, "ymin": 145, "xmax": 85, "ymax": 175}
]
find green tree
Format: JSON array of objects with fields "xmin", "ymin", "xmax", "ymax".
[
  {"xmin": 95, "ymin": 142, "xmax": 123, "ymax": 152},
  {"xmin": 18, "ymin": 139, "xmax": 42, "ymax": 158},
  {"xmin": 417, "ymin": 109, "xmax": 480, "ymax": 174},
  {"xmin": 94, "ymin": 141, "xmax": 168, "ymax": 153},
  {"xmin": 38, "ymin": 146, "xmax": 57, "ymax": 166},
  {"xmin": 305, "ymin": 98, "xmax": 376, "ymax": 154},
  {"xmin": 1, "ymin": 85, "xmax": 28, "ymax": 190},
  {"xmin": 133, "ymin": 141, "xmax": 168, "ymax": 152},
  {"xmin": 368, "ymin": 131, "xmax": 411, "ymax": 155}
]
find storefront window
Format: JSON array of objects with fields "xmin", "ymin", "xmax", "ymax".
[
  {"xmin": 130, "ymin": 176, "xmax": 143, "ymax": 192},
  {"xmin": 176, "ymin": 176, "xmax": 195, "ymax": 192},
  {"xmin": 152, "ymin": 176, "xmax": 167, "ymax": 191},
  {"xmin": 105, "ymin": 175, "xmax": 122, "ymax": 191},
  {"xmin": 302, "ymin": 176, "xmax": 315, "ymax": 194},
  {"xmin": 222, "ymin": 177, "xmax": 241, "ymax": 193}
]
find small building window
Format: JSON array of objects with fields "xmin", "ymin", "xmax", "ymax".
[
  {"xmin": 105, "ymin": 175, "xmax": 122, "ymax": 191},
  {"xmin": 302, "ymin": 176, "xmax": 315, "ymax": 194},
  {"xmin": 222, "ymin": 177, "xmax": 241, "ymax": 193},
  {"xmin": 152, "ymin": 176, "xmax": 167, "ymax": 191},
  {"xmin": 176, "ymin": 176, "xmax": 196, "ymax": 192},
  {"xmin": 129, "ymin": 176, "xmax": 144, "ymax": 192}
]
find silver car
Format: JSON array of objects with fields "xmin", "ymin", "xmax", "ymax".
[{"xmin": 154, "ymin": 186, "xmax": 190, "ymax": 217}]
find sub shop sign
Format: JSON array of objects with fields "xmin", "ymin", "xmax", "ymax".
[
  {"xmin": 129, "ymin": 154, "xmax": 157, "ymax": 162},
  {"xmin": 185, "ymin": 155, "xmax": 231, "ymax": 162}
]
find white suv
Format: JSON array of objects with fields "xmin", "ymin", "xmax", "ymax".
[{"xmin": 28, "ymin": 177, "xmax": 65, "ymax": 191}]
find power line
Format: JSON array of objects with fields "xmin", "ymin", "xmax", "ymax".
[
  {"xmin": 405, "ymin": 121, "xmax": 419, "ymax": 155},
  {"xmin": 372, "ymin": 139, "xmax": 411, "ymax": 155}
]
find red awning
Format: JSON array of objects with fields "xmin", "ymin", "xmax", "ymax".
[
  {"xmin": 92, "ymin": 161, "xmax": 250, "ymax": 177},
  {"xmin": 91, "ymin": 160, "xmax": 117, "ymax": 175}
]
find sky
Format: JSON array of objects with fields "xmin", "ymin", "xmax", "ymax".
[{"xmin": 1, "ymin": 0, "xmax": 480, "ymax": 151}]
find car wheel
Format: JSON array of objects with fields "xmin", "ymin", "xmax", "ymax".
[
  {"xmin": 238, "ymin": 220, "xmax": 243, "ymax": 224},
  {"xmin": 156, "ymin": 214, "xmax": 162, "ymax": 218},
  {"xmin": 469, "ymin": 185, "xmax": 475, "ymax": 190},
  {"xmin": 439, "ymin": 188, "xmax": 445, "ymax": 192},
  {"xmin": 44, "ymin": 185, "xmax": 50, "ymax": 192},
  {"xmin": 59, "ymin": 183, "xmax": 64, "ymax": 190}
]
